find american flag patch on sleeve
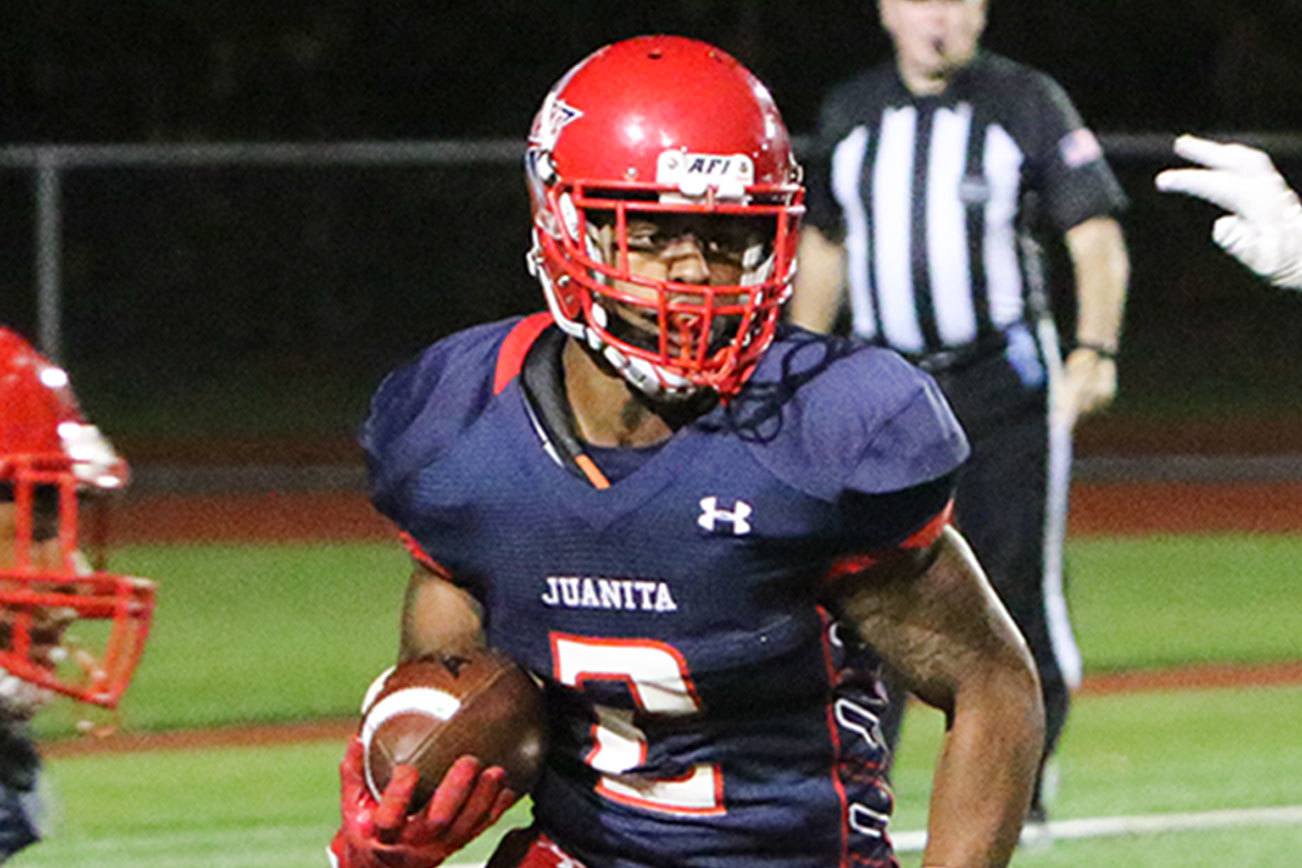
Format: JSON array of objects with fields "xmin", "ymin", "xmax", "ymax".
[{"xmin": 1058, "ymin": 128, "xmax": 1103, "ymax": 168}]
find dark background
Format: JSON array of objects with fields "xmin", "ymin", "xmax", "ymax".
[
  {"xmin": 5, "ymin": 1, "xmax": 1302, "ymax": 141},
  {"xmin": 2, "ymin": 1, "xmax": 1301, "ymax": 457}
]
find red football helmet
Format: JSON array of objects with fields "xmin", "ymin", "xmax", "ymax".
[
  {"xmin": 525, "ymin": 35, "xmax": 805, "ymax": 399},
  {"xmin": 0, "ymin": 327, "xmax": 155, "ymax": 711}
]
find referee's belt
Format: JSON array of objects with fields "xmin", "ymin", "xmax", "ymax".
[{"xmin": 897, "ymin": 330, "xmax": 1013, "ymax": 374}]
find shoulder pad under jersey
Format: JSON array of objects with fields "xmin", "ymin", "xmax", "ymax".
[
  {"xmin": 360, "ymin": 316, "xmax": 525, "ymax": 519},
  {"xmin": 726, "ymin": 327, "xmax": 969, "ymax": 502}
]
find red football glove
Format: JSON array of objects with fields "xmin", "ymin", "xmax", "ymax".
[{"xmin": 328, "ymin": 736, "xmax": 519, "ymax": 868}]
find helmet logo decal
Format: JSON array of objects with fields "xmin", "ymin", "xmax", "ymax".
[
  {"xmin": 526, "ymin": 95, "xmax": 583, "ymax": 218},
  {"xmin": 531, "ymin": 95, "xmax": 584, "ymax": 152},
  {"xmin": 657, "ymin": 151, "xmax": 754, "ymax": 199}
]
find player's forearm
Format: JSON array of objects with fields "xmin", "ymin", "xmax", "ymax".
[
  {"xmin": 788, "ymin": 225, "xmax": 847, "ymax": 332},
  {"xmin": 922, "ymin": 664, "xmax": 1044, "ymax": 867},
  {"xmin": 1058, "ymin": 218, "xmax": 1125, "ymax": 423},
  {"xmin": 398, "ymin": 567, "xmax": 486, "ymax": 662},
  {"xmin": 837, "ymin": 527, "xmax": 1044, "ymax": 866},
  {"xmin": 1066, "ymin": 216, "xmax": 1129, "ymax": 350}
]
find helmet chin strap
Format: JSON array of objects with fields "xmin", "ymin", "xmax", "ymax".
[
  {"xmin": 586, "ymin": 303, "xmax": 699, "ymax": 402},
  {"xmin": 528, "ymin": 230, "xmax": 704, "ymax": 402}
]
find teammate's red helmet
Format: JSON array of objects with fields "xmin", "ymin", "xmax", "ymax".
[
  {"xmin": 525, "ymin": 35, "xmax": 805, "ymax": 399},
  {"xmin": 0, "ymin": 327, "xmax": 155, "ymax": 710}
]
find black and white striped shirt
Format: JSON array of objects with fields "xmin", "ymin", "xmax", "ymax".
[{"xmin": 805, "ymin": 51, "xmax": 1126, "ymax": 357}]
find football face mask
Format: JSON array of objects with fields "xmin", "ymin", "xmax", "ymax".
[
  {"xmin": 526, "ymin": 36, "xmax": 805, "ymax": 400},
  {"xmin": 0, "ymin": 469, "xmax": 154, "ymax": 712},
  {"xmin": 0, "ymin": 328, "xmax": 155, "ymax": 711},
  {"xmin": 574, "ymin": 204, "xmax": 789, "ymax": 378}
]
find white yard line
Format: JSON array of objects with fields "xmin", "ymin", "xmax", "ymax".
[
  {"xmin": 891, "ymin": 804, "xmax": 1302, "ymax": 852},
  {"xmin": 20, "ymin": 804, "xmax": 1302, "ymax": 866}
]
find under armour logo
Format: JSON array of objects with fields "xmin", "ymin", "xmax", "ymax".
[{"xmin": 697, "ymin": 496, "xmax": 753, "ymax": 535}]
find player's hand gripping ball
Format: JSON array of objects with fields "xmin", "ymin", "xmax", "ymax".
[{"xmin": 360, "ymin": 649, "xmax": 547, "ymax": 812}]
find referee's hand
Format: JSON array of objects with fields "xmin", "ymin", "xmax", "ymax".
[
  {"xmin": 1156, "ymin": 134, "xmax": 1302, "ymax": 290},
  {"xmin": 1054, "ymin": 348, "xmax": 1116, "ymax": 430}
]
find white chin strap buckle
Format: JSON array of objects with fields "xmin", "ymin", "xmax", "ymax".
[{"xmin": 598, "ymin": 340, "xmax": 697, "ymax": 401}]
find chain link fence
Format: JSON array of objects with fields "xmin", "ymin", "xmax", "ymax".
[{"xmin": 2, "ymin": 137, "xmax": 1301, "ymax": 461}]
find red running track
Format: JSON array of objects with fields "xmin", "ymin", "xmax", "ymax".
[{"xmin": 109, "ymin": 481, "xmax": 1302, "ymax": 544}]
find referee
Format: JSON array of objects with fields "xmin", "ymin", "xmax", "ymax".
[{"xmin": 790, "ymin": 0, "xmax": 1129, "ymax": 825}]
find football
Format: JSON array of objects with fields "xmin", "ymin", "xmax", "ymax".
[{"xmin": 359, "ymin": 648, "xmax": 547, "ymax": 810}]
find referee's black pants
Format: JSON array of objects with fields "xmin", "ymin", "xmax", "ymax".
[{"xmin": 879, "ymin": 327, "xmax": 1077, "ymax": 810}]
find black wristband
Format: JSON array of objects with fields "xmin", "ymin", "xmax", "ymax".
[{"xmin": 1074, "ymin": 341, "xmax": 1117, "ymax": 360}]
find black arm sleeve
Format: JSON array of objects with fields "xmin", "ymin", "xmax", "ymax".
[{"xmin": 1013, "ymin": 71, "xmax": 1128, "ymax": 231}]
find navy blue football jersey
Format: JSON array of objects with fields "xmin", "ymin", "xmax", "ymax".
[{"xmin": 361, "ymin": 316, "xmax": 969, "ymax": 868}]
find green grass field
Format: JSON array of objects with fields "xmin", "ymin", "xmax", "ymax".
[
  {"xmin": 17, "ymin": 687, "xmax": 1302, "ymax": 867},
  {"xmin": 14, "ymin": 533, "xmax": 1302, "ymax": 866}
]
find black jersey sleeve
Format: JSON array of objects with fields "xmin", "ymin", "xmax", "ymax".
[
  {"xmin": 1012, "ymin": 69, "xmax": 1128, "ymax": 231},
  {"xmin": 803, "ymin": 87, "xmax": 852, "ymax": 240},
  {"xmin": 802, "ymin": 70, "xmax": 888, "ymax": 241}
]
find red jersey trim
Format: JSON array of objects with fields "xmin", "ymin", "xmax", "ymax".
[
  {"xmin": 815, "ymin": 607, "xmax": 852, "ymax": 867},
  {"xmin": 397, "ymin": 531, "xmax": 453, "ymax": 580},
  {"xmin": 493, "ymin": 312, "xmax": 555, "ymax": 395},
  {"xmin": 822, "ymin": 499, "xmax": 953, "ymax": 584}
]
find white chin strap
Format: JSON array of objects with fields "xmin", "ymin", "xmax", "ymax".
[
  {"xmin": 527, "ymin": 233, "xmax": 702, "ymax": 402},
  {"xmin": 587, "ymin": 303, "xmax": 698, "ymax": 401},
  {"xmin": 600, "ymin": 344, "xmax": 698, "ymax": 402}
]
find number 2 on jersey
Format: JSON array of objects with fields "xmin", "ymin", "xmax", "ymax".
[{"xmin": 551, "ymin": 633, "xmax": 725, "ymax": 816}]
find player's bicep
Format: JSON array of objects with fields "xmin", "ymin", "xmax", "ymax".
[
  {"xmin": 399, "ymin": 562, "xmax": 486, "ymax": 663},
  {"xmin": 826, "ymin": 526, "xmax": 1033, "ymax": 718}
]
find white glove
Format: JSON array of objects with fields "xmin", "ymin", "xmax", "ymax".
[{"xmin": 1155, "ymin": 134, "xmax": 1302, "ymax": 290}]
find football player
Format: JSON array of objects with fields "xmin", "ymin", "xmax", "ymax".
[
  {"xmin": 330, "ymin": 36, "xmax": 1044, "ymax": 868},
  {"xmin": 0, "ymin": 327, "xmax": 156, "ymax": 860},
  {"xmin": 1157, "ymin": 134, "xmax": 1302, "ymax": 290}
]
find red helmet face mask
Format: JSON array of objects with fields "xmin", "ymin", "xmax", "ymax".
[
  {"xmin": 0, "ymin": 328, "xmax": 155, "ymax": 711},
  {"xmin": 525, "ymin": 36, "xmax": 805, "ymax": 399}
]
